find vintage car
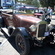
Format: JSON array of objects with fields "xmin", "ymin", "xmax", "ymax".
[{"xmin": 0, "ymin": 9, "xmax": 55, "ymax": 55}]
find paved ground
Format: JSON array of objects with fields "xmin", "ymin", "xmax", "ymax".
[
  {"xmin": 0, "ymin": 15, "xmax": 55, "ymax": 55},
  {"xmin": 0, "ymin": 30, "xmax": 20, "ymax": 55}
]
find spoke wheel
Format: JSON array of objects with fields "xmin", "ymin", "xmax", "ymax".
[{"xmin": 15, "ymin": 33, "xmax": 30, "ymax": 55}]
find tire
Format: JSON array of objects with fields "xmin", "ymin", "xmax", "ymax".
[
  {"xmin": 0, "ymin": 17, "xmax": 3, "ymax": 27},
  {"xmin": 15, "ymin": 33, "xmax": 30, "ymax": 55}
]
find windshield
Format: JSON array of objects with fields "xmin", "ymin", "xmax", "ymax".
[{"xmin": 13, "ymin": 4, "xmax": 38, "ymax": 14}]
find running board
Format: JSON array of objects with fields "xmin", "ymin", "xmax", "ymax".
[{"xmin": 1, "ymin": 28, "xmax": 10, "ymax": 37}]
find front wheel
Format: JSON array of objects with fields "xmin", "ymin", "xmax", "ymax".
[{"xmin": 15, "ymin": 33, "xmax": 30, "ymax": 55}]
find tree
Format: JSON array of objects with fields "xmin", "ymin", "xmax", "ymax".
[
  {"xmin": 15, "ymin": 0, "xmax": 55, "ymax": 9},
  {"xmin": 40, "ymin": 0, "xmax": 55, "ymax": 8},
  {"xmin": 25, "ymin": 0, "xmax": 41, "ymax": 7}
]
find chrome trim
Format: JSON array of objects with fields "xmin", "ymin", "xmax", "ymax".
[{"xmin": 35, "ymin": 21, "xmax": 47, "ymax": 40}]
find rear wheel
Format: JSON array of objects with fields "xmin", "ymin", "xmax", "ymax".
[{"xmin": 15, "ymin": 33, "xmax": 30, "ymax": 55}]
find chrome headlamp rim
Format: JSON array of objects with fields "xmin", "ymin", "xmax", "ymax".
[{"xmin": 29, "ymin": 24, "xmax": 37, "ymax": 32}]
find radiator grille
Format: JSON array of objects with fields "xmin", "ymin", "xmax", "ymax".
[{"xmin": 38, "ymin": 24, "xmax": 46, "ymax": 37}]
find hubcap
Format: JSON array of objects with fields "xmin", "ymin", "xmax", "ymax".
[{"xmin": 17, "ymin": 35, "xmax": 25, "ymax": 52}]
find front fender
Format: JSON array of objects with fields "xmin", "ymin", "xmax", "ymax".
[{"xmin": 10, "ymin": 27, "xmax": 31, "ymax": 39}]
